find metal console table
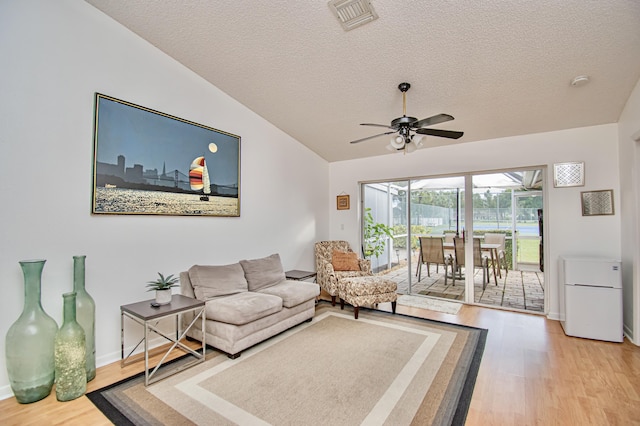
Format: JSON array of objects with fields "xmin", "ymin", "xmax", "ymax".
[{"xmin": 121, "ymin": 294, "xmax": 206, "ymax": 386}]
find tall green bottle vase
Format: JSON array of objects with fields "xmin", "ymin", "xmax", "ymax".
[
  {"xmin": 73, "ymin": 255, "xmax": 96, "ymax": 382},
  {"xmin": 54, "ymin": 292, "xmax": 86, "ymax": 401},
  {"xmin": 5, "ymin": 260, "xmax": 58, "ymax": 403}
]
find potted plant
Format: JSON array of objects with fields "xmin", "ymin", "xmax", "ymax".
[
  {"xmin": 146, "ymin": 273, "xmax": 179, "ymax": 305},
  {"xmin": 363, "ymin": 208, "xmax": 394, "ymax": 266}
]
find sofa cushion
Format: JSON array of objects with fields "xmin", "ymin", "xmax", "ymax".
[
  {"xmin": 332, "ymin": 250, "xmax": 361, "ymax": 271},
  {"xmin": 240, "ymin": 253, "xmax": 287, "ymax": 291},
  {"xmin": 188, "ymin": 263, "xmax": 248, "ymax": 300},
  {"xmin": 205, "ymin": 292, "xmax": 283, "ymax": 325},
  {"xmin": 257, "ymin": 281, "xmax": 320, "ymax": 308}
]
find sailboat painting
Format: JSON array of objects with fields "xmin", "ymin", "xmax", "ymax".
[
  {"xmin": 189, "ymin": 156, "xmax": 211, "ymax": 201},
  {"xmin": 92, "ymin": 93, "xmax": 240, "ymax": 217}
]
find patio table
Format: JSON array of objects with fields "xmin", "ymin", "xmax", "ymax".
[{"xmin": 443, "ymin": 241, "xmax": 501, "ymax": 285}]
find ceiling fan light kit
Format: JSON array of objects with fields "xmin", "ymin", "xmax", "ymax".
[
  {"xmin": 412, "ymin": 135, "xmax": 424, "ymax": 148},
  {"xmin": 387, "ymin": 134, "xmax": 424, "ymax": 153},
  {"xmin": 390, "ymin": 135, "xmax": 405, "ymax": 149},
  {"xmin": 350, "ymin": 82, "xmax": 463, "ymax": 154}
]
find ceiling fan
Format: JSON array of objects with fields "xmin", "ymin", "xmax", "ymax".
[{"xmin": 350, "ymin": 82, "xmax": 463, "ymax": 153}]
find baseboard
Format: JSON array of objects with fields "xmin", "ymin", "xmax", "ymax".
[
  {"xmin": 546, "ymin": 310, "xmax": 561, "ymax": 321},
  {"xmin": 623, "ymin": 324, "xmax": 637, "ymax": 345},
  {"xmin": 0, "ymin": 385, "xmax": 13, "ymax": 401}
]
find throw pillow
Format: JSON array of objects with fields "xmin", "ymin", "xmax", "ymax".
[
  {"xmin": 240, "ymin": 253, "xmax": 287, "ymax": 291},
  {"xmin": 188, "ymin": 263, "xmax": 248, "ymax": 300},
  {"xmin": 332, "ymin": 250, "xmax": 360, "ymax": 271}
]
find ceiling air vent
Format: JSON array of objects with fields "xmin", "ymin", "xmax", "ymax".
[{"xmin": 328, "ymin": 0, "xmax": 378, "ymax": 31}]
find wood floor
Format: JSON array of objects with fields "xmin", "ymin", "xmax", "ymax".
[{"xmin": 2, "ymin": 297, "xmax": 640, "ymax": 425}]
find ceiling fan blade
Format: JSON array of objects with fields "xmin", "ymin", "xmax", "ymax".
[
  {"xmin": 411, "ymin": 114, "xmax": 454, "ymax": 129},
  {"xmin": 415, "ymin": 128, "xmax": 464, "ymax": 139},
  {"xmin": 350, "ymin": 131, "xmax": 396, "ymax": 144},
  {"xmin": 360, "ymin": 123, "xmax": 394, "ymax": 129}
]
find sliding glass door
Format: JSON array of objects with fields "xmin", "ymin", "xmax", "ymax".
[
  {"xmin": 362, "ymin": 177, "xmax": 465, "ymax": 297},
  {"xmin": 408, "ymin": 177, "xmax": 465, "ymax": 298},
  {"xmin": 361, "ymin": 167, "xmax": 546, "ymax": 314},
  {"xmin": 362, "ymin": 181, "xmax": 404, "ymax": 274}
]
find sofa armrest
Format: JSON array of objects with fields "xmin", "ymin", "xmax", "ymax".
[{"xmin": 180, "ymin": 271, "xmax": 196, "ymax": 299}]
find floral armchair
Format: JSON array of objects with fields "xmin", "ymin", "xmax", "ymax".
[{"xmin": 314, "ymin": 240, "xmax": 373, "ymax": 305}]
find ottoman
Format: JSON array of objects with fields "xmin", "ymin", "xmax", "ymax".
[{"xmin": 338, "ymin": 276, "xmax": 398, "ymax": 319}]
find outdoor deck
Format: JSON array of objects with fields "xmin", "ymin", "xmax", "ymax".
[{"xmin": 380, "ymin": 259, "xmax": 544, "ymax": 313}]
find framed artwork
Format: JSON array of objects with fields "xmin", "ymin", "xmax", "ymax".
[
  {"xmin": 581, "ymin": 190, "xmax": 614, "ymax": 216},
  {"xmin": 553, "ymin": 162, "xmax": 584, "ymax": 187},
  {"xmin": 337, "ymin": 195, "xmax": 350, "ymax": 210},
  {"xmin": 91, "ymin": 93, "xmax": 240, "ymax": 216}
]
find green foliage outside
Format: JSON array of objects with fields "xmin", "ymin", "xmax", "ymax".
[
  {"xmin": 472, "ymin": 230, "xmax": 513, "ymax": 270},
  {"xmin": 473, "ymin": 229, "xmax": 541, "ymax": 268},
  {"xmin": 363, "ymin": 208, "xmax": 394, "ymax": 259},
  {"xmin": 517, "ymin": 238, "xmax": 540, "ymax": 264},
  {"xmin": 391, "ymin": 224, "xmax": 430, "ymax": 250}
]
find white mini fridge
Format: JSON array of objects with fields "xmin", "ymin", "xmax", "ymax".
[{"xmin": 558, "ymin": 256, "xmax": 623, "ymax": 342}]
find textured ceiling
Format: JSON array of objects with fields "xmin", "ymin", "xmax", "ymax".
[{"xmin": 84, "ymin": 0, "xmax": 640, "ymax": 162}]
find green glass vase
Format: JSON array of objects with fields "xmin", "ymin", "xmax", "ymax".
[
  {"xmin": 54, "ymin": 292, "xmax": 86, "ymax": 402},
  {"xmin": 73, "ymin": 255, "xmax": 96, "ymax": 382},
  {"xmin": 5, "ymin": 259, "xmax": 58, "ymax": 403}
]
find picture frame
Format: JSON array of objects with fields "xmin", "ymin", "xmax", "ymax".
[
  {"xmin": 337, "ymin": 195, "xmax": 350, "ymax": 210},
  {"xmin": 91, "ymin": 93, "xmax": 240, "ymax": 216},
  {"xmin": 581, "ymin": 189, "xmax": 614, "ymax": 216}
]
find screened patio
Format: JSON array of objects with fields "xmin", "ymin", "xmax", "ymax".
[
  {"xmin": 363, "ymin": 168, "xmax": 545, "ymax": 314},
  {"xmin": 380, "ymin": 258, "xmax": 544, "ymax": 312}
]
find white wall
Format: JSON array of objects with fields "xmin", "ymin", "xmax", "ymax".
[
  {"xmin": 618, "ymin": 77, "xmax": 640, "ymax": 342},
  {"xmin": 0, "ymin": 1, "xmax": 329, "ymax": 398},
  {"xmin": 329, "ymin": 124, "xmax": 622, "ymax": 321}
]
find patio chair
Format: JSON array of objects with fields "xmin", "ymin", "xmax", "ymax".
[
  {"xmin": 417, "ymin": 237, "xmax": 453, "ymax": 284},
  {"xmin": 443, "ymin": 232, "xmax": 456, "ymax": 258},
  {"xmin": 443, "ymin": 232, "xmax": 456, "ymax": 244},
  {"xmin": 484, "ymin": 233, "xmax": 508, "ymax": 278},
  {"xmin": 314, "ymin": 241, "xmax": 373, "ymax": 306},
  {"xmin": 452, "ymin": 237, "xmax": 490, "ymax": 289}
]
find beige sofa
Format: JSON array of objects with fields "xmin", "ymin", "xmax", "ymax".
[{"xmin": 180, "ymin": 253, "xmax": 319, "ymax": 358}]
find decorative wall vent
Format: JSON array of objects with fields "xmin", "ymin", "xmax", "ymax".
[
  {"xmin": 553, "ymin": 162, "xmax": 585, "ymax": 187},
  {"xmin": 328, "ymin": 0, "xmax": 378, "ymax": 31}
]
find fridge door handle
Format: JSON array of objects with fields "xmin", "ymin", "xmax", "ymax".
[{"xmin": 572, "ymin": 283, "xmax": 615, "ymax": 289}]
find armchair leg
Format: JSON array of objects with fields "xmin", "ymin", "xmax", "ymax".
[
  {"xmin": 391, "ymin": 301, "xmax": 396, "ymax": 314},
  {"xmin": 331, "ymin": 295, "xmax": 336, "ymax": 306},
  {"xmin": 354, "ymin": 306, "xmax": 359, "ymax": 319}
]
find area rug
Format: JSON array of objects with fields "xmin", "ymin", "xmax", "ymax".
[
  {"xmin": 88, "ymin": 303, "xmax": 486, "ymax": 426},
  {"xmin": 397, "ymin": 294, "xmax": 463, "ymax": 315}
]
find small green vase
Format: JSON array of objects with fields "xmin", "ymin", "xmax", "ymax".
[
  {"xmin": 73, "ymin": 255, "xmax": 96, "ymax": 382},
  {"xmin": 54, "ymin": 292, "xmax": 86, "ymax": 402},
  {"xmin": 5, "ymin": 259, "xmax": 58, "ymax": 403}
]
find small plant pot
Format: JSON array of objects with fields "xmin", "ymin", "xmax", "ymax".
[{"xmin": 155, "ymin": 289, "xmax": 172, "ymax": 305}]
